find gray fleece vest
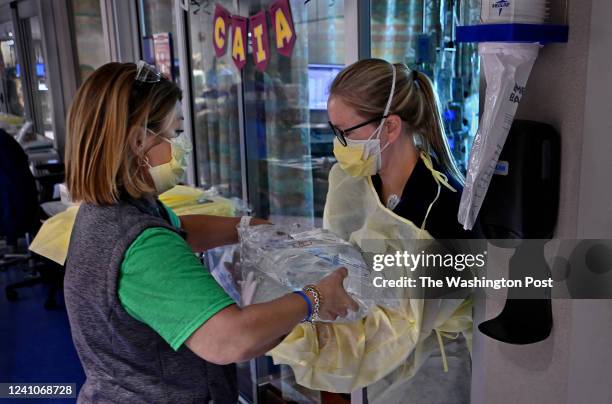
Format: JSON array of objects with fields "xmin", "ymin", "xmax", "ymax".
[{"xmin": 64, "ymin": 196, "xmax": 237, "ymax": 403}]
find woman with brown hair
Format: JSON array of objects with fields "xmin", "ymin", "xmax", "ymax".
[
  {"xmin": 63, "ymin": 61, "xmax": 357, "ymax": 403},
  {"xmin": 323, "ymin": 59, "xmax": 475, "ymax": 402}
]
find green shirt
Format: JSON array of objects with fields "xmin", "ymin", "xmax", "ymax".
[{"xmin": 118, "ymin": 204, "xmax": 235, "ymax": 351}]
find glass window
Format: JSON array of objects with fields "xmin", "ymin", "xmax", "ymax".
[
  {"xmin": 241, "ymin": 0, "xmax": 345, "ymax": 227},
  {"xmin": 139, "ymin": 0, "xmax": 180, "ymax": 84},
  {"xmin": 371, "ymin": 0, "xmax": 481, "ymax": 173},
  {"xmin": 71, "ymin": 0, "xmax": 107, "ymax": 83},
  {"xmin": 188, "ymin": 0, "xmax": 243, "ymax": 198},
  {"xmin": 0, "ymin": 21, "xmax": 25, "ymax": 118}
]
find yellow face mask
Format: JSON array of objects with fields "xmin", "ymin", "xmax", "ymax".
[
  {"xmin": 332, "ymin": 138, "xmax": 379, "ymax": 177},
  {"xmin": 146, "ymin": 131, "xmax": 192, "ymax": 194}
]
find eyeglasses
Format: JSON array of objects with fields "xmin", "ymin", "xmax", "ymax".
[
  {"xmin": 146, "ymin": 116, "xmax": 185, "ymax": 140},
  {"xmin": 328, "ymin": 116, "xmax": 386, "ymax": 147},
  {"xmin": 135, "ymin": 60, "xmax": 162, "ymax": 83},
  {"xmin": 163, "ymin": 114, "xmax": 185, "ymax": 139},
  {"xmin": 147, "ymin": 128, "xmax": 185, "ymax": 142},
  {"xmin": 172, "ymin": 128, "xmax": 185, "ymax": 138}
]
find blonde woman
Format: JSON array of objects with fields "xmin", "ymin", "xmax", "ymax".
[
  {"xmin": 323, "ymin": 59, "xmax": 475, "ymax": 402},
  {"xmin": 63, "ymin": 62, "xmax": 357, "ymax": 403}
]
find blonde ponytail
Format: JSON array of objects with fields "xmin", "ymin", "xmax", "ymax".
[{"xmin": 413, "ymin": 70, "xmax": 464, "ymax": 184}]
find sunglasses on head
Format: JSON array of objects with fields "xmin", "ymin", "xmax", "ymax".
[{"xmin": 135, "ymin": 60, "xmax": 162, "ymax": 83}]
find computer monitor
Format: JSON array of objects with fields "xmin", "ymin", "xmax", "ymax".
[
  {"xmin": 36, "ymin": 63, "xmax": 45, "ymax": 77},
  {"xmin": 14, "ymin": 63, "xmax": 45, "ymax": 77},
  {"xmin": 308, "ymin": 64, "xmax": 343, "ymax": 110}
]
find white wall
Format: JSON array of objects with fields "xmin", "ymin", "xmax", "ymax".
[
  {"xmin": 567, "ymin": 0, "xmax": 612, "ymax": 401},
  {"xmin": 576, "ymin": 0, "xmax": 612, "ymax": 238},
  {"xmin": 472, "ymin": 0, "xmax": 612, "ymax": 402}
]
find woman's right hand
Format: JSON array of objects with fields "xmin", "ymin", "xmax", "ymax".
[
  {"xmin": 186, "ymin": 266, "xmax": 361, "ymax": 364},
  {"xmin": 312, "ymin": 267, "xmax": 360, "ymax": 321}
]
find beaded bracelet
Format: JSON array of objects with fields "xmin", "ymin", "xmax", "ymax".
[{"xmin": 303, "ymin": 284, "xmax": 322, "ymax": 322}]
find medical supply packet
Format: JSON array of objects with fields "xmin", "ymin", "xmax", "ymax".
[{"xmin": 237, "ymin": 223, "xmax": 376, "ymax": 322}]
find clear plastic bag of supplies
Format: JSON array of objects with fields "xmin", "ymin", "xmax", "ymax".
[
  {"xmin": 206, "ymin": 244, "xmax": 242, "ymax": 304},
  {"xmin": 458, "ymin": 42, "xmax": 541, "ymax": 230},
  {"xmin": 237, "ymin": 223, "xmax": 375, "ymax": 322}
]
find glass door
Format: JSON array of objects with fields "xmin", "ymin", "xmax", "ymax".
[
  {"xmin": 237, "ymin": 0, "xmax": 346, "ymax": 400},
  {"xmin": 188, "ymin": 0, "xmax": 243, "ymax": 198},
  {"xmin": 240, "ymin": 0, "xmax": 345, "ymax": 227},
  {"xmin": 10, "ymin": 0, "xmax": 56, "ymax": 141}
]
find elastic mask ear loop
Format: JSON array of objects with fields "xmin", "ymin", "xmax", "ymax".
[
  {"xmin": 370, "ymin": 64, "xmax": 397, "ymax": 153},
  {"xmin": 140, "ymin": 128, "xmax": 171, "ymax": 171},
  {"xmin": 380, "ymin": 131, "xmax": 393, "ymax": 154},
  {"xmin": 146, "ymin": 128, "xmax": 174, "ymax": 149},
  {"xmin": 139, "ymin": 154, "xmax": 151, "ymax": 169}
]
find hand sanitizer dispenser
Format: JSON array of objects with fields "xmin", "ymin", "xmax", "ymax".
[{"xmin": 477, "ymin": 119, "xmax": 560, "ymax": 344}]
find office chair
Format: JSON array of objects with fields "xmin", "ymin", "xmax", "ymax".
[{"xmin": 0, "ymin": 128, "xmax": 64, "ymax": 309}]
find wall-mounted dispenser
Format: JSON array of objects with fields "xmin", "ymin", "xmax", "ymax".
[
  {"xmin": 455, "ymin": 0, "xmax": 568, "ymax": 231},
  {"xmin": 477, "ymin": 119, "xmax": 561, "ymax": 344}
]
